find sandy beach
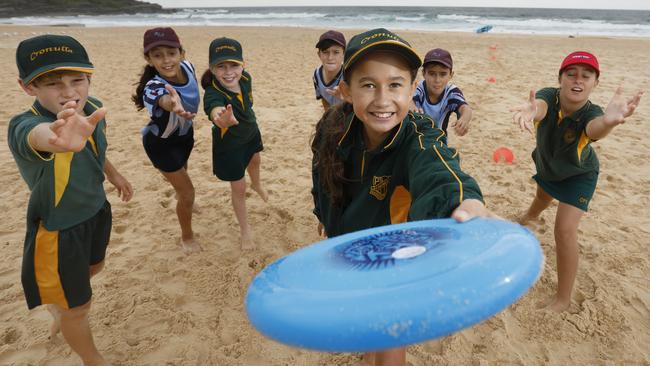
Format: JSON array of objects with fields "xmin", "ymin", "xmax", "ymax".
[{"xmin": 0, "ymin": 25, "xmax": 649, "ymax": 365}]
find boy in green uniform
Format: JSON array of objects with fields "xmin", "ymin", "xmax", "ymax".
[
  {"xmin": 311, "ymin": 28, "xmax": 496, "ymax": 366},
  {"xmin": 201, "ymin": 37, "xmax": 268, "ymax": 250},
  {"xmin": 511, "ymin": 51, "xmax": 643, "ymax": 312},
  {"xmin": 8, "ymin": 34, "xmax": 133, "ymax": 365}
]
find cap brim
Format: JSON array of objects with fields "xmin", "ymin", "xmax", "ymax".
[
  {"xmin": 23, "ymin": 63, "xmax": 94, "ymax": 85},
  {"xmin": 316, "ymin": 39, "xmax": 345, "ymax": 49},
  {"xmin": 210, "ymin": 57, "xmax": 244, "ymax": 66},
  {"xmin": 344, "ymin": 40, "xmax": 422, "ymax": 72},
  {"xmin": 560, "ymin": 61, "xmax": 600, "ymax": 76},
  {"xmin": 423, "ymin": 59, "xmax": 452, "ymax": 69},
  {"xmin": 144, "ymin": 40, "xmax": 182, "ymax": 53}
]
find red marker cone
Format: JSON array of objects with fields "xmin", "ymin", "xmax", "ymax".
[{"xmin": 492, "ymin": 147, "xmax": 514, "ymax": 163}]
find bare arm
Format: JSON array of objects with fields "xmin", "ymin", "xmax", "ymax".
[
  {"xmin": 510, "ymin": 90, "xmax": 548, "ymax": 134},
  {"xmin": 104, "ymin": 158, "xmax": 133, "ymax": 202},
  {"xmin": 320, "ymin": 99, "xmax": 331, "ymax": 111},
  {"xmin": 452, "ymin": 104, "xmax": 473, "ymax": 136},
  {"xmin": 586, "ymin": 86, "xmax": 643, "ymax": 140}
]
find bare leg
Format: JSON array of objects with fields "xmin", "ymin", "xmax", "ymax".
[
  {"xmin": 56, "ymin": 301, "xmax": 109, "ymax": 366},
  {"xmin": 161, "ymin": 168, "xmax": 201, "ymax": 254},
  {"xmin": 354, "ymin": 352, "xmax": 375, "ymax": 366},
  {"xmin": 47, "ymin": 305, "xmax": 61, "ymax": 340},
  {"xmin": 518, "ymin": 184, "xmax": 553, "ymax": 224},
  {"xmin": 547, "ymin": 202, "xmax": 584, "ymax": 312},
  {"xmin": 246, "ymin": 153, "xmax": 268, "ymax": 202},
  {"xmin": 230, "ymin": 178, "xmax": 254, "ymax": 250},
  {"xmin": 47, "ymin": 261, "xmax": 105, "ymax": 340},
  {"xmin": 374, "ymin": 348, "xmax": 406, "ymax": 366}
]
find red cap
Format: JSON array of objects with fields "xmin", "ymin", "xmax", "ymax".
[
  {"xmin": 560, "ymin": 51, "xmax": 599, "ymax": 77},
  {"xmin": 423, "ymin": 48, "xmax": 453, "ymax": 69},
  {"xmin": 143, "ymin": 27, "xmax": 181, "ymax": 53}
]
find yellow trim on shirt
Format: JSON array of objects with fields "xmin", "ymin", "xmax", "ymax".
[
  {"xmin": 577, "ymin": 130, "xmax": 590, "ymax": 162},
  {"xmin": 390, "ymin": 185, "xmax": 412, "ymax": 224},
  {"xmin": 54, "ymin": 152, "xmax": 74, "ymax": 207},
  {"xmin": 432, "ymin": 144, "xmax": 463, "ymax": 204}
]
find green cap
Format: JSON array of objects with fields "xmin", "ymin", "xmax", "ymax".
[
  {"xmin": 343, "ymin": 28, "xmax": 421, "ymax": 73},
  {"xmin": 209, "ymin": 37, "xmax": 243, "ymax": 66},
  {"xmin": 16, "ymin": 34, "xmax": 94, "ymax": 85}
]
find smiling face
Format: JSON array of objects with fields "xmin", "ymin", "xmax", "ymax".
[
  {"xmin": 318, "ymin": 44, "xmax": 345, "ymax": 74},
  {"xmin": 340, "ymin": 51, "xmax": 416, "ymax": 150},
  {"xmin": 145, "ymin": 46, "xmax": 185, "ymax": 84},
  {"xmin": 21, "ymin": 71, "xmax": 90, "ymax": 115},
  {"xmin": 210, "ymin": 61, "xmax": 244, "ymax": 92},
  {"xmin": 422, "ymin": 63, "xmax": 453, "ymax": 100},
  {"xmin": 558, "ymin": 64, "xmax": 599, "ymax": 106}
]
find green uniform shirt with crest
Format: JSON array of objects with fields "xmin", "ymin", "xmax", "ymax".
[
  {"xmin": 203, "ymin": 70, "xmax": 258, "ymax": 151},
  {"xmin": 312, "ymin": 111, "xmax": 484, "ymax": 238},
  {"xmin": 8, "ymin": 97, "xmax": 107, "ymax": 231},
  {"xmin": 533, "ymin": 87, "xmax": 604, "ymax": 181}
]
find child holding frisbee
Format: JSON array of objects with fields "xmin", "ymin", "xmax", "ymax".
[{"xmin": 312, "ymin": 28, "xmax": 495, "ymax": 366}]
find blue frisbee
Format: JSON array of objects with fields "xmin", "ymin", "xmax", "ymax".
[{"xmin": 245, "ymin": 218, "xmax": 542, "ymax": 352}]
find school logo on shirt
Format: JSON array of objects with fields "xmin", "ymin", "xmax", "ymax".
[
  {"xmin": 369, "ymin": 176, "xmax": 391, "ymax": 200},
  {"xmin": 563, "ymin": 128, "xmax": 577, "ymax": 144}
]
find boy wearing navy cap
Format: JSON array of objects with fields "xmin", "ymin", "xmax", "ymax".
[
  {"xmin": 9, "ymin": 34, "xmax": 133, "ymax": 365},
  {"xmin": 412, "ymin": 48, "xmax": 473, "ymax": 142},
  {"xmin": 313, "ymin": 30, "xmax": 346, "ymax": 110}
]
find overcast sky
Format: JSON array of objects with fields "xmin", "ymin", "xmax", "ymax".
[{"xmin": 146, "ymin": 0, "xmax": 650, "ymax": 10}]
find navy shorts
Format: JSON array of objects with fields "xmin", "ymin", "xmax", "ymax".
[
  {"xmin": 143, "ymin": 128, "xmax": 194, "ymax": 173},
  {"xmin": 21, "ymin": 201, "xmax": 112, "ymax": 310},
  {"xmin": 212, "ymin": 129, "xmax": 263, "ymax": 181}
]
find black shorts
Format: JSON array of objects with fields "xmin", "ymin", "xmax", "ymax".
[
  {"xmin": 21, "ymin": 201, "xmax": 112, "ymax": 310},
  {"xmin": 212, "ymin": 129, "xmax": 263, "ymax": 181},
  {"xmin": 143, "ymin": 128, "xmax": 194, "ymax": 173}
]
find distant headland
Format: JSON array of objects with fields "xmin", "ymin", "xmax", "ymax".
[{"xmin": 0, "ymin": 0, "xmax": 168, "ymax": 18}]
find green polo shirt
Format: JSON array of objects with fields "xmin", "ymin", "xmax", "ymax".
[
  {"xmin": 312, "ymin": 111, "xmax": 484, "ymax": 238},
  {"xmin": 533, "ymin": 87, "xmax": 604, "ymax": 181},
  {"xmin": 8, "ymin": 97, "xmax": 108, "ymax": 231},
  {"xmin": 203, "ymin": 70, "xmax": 258, "ymax": 151}
]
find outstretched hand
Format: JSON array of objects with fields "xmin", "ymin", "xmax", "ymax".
[
  {"xmin": 510, "ymin": 90, "xmax": 537, "ymax": 134},
  {"xmin": 602, "ymin": 86, "xmax": 644, "ymax": 127},
  {"xmin": 48, "ymin": 101, "xmax": 106, "ymax": 152},
  {"xmin": 451, "ymin": 199, "xmax": 501, "ymax": 223},
  {"xmin": 212, "ymin": 104, "xmax": 239, "ymax": 128},
  {"xmin": 165, "ymin": 84, "xmax": 196, "ymax": 119},
  {"xmin": 325, "ymin": 86, "xmax": 343, "ymax": 100}
]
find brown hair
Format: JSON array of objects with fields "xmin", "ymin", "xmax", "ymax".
[
  {"xmin": 311, "ymin": 102, "xmax": 353, "ymax": 207},
  {"xmin": 311, "ymin": 58, "xmax": 418, "ymax": 207}
]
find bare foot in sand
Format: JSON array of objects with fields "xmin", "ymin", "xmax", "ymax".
[
  {"xmin": 251, "ymin": 183, "xmax": 268, "ymax": 202},
  {"xmin": 46, "ymin": 305, "xmax": 61, "ymax": 340},
  {"xmin": 240, "ymin": 233, "xmax": 256, "ymax": 251},
  {"xmin": 537, "ymin": 296, "xmax": 571, "ymax": 313},
  {"xmin": 545, "ymin": 297, "xmax": 571, "ymax": 313},
  {"xmin": 179, "ymin": 238, "xmax": 203, "ymax": 254}
]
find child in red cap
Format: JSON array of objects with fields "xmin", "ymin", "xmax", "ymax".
[{"xmin": 511, "ymin": 51, "xmax": 643, "ymax": 312}]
